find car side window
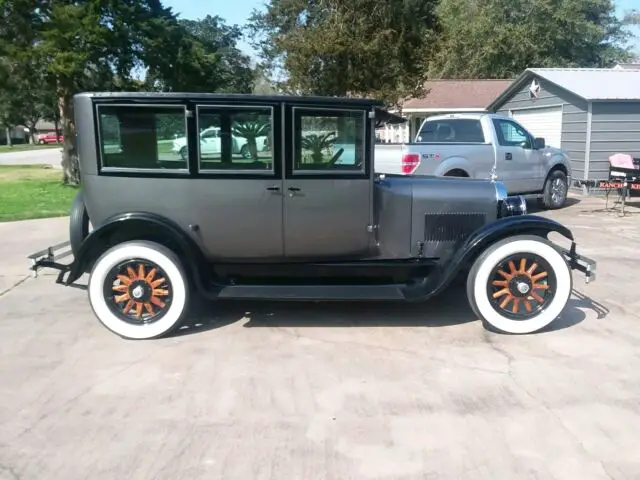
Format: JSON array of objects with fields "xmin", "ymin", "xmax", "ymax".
[
  {"xmin": 197, "ymin": 106, "xmax": 273, "ymax": 172},
  {"xmin": 97, "ymin": 105, "xmax": 188, "ymax": 171},
  {"xmin": 293, "ymin": 109, "xmax": 365, "ymax": 172},
  {"xmin": 493, "ymin": 119, "xmax": 531, "ymax": 148}
]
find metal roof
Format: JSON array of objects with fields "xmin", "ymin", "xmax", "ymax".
[
  {"xmin": 530, "ymin": 68, "xmax": 640, "ymax": 100},
  {"xmin": 488, "ymin": 67, "xmax": 640, "ymax": 110}
]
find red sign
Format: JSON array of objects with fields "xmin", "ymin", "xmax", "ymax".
[{"xmin": 598, "ymin": 181, "xmax": 640, "ymax": 190}]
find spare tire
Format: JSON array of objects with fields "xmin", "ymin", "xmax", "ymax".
[{"xmin": 69, "ymin": 191, "xmax": 90, "ymax": 256}]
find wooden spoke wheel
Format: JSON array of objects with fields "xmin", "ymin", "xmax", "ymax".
[
  {"xmin": 105, "ymin": 260, "xmax": 173, "ymax": 324},
  {"xmin": 466, "ymin": 235, "xmax": 572, "ymax": 335},
  {"xmin": 486, "ymin": 254, "xmax": 556, "ymax": 320},
  {"xmin": 88, "ymin": 241, "xmax": 189, "ymax": 340}
]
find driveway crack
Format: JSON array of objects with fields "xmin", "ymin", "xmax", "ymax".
[{"xmin": 0, "ymin": 275, "xmax": 30, "ymax": 298}]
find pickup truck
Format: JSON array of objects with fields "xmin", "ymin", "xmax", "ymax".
[{"xmin": 373, "ymin": 113, "xmax": 572, "ymax": 209}]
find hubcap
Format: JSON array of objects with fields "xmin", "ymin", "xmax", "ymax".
[
  {"xmin": 551, "ymin": 178, "xmax": 566, "ymax": 204},
  {"xmin": 486, "ymin": 254, "xmax": 557, "ymax": 320},
  {"xmin": 104, "ymin": 259, "xmax": 173, "ymax": 325}
]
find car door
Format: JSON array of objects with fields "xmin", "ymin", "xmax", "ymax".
[
  {"xmin": 193, "ymin": 103, "xmax": 284, "ymax": 259},
  {"xmin": 491, "ymin": 118, "xmax": 541, "ymax": 194},
  {"xmin": 282, "ymin": 105, "xmax": 373, "ymax": 259}
]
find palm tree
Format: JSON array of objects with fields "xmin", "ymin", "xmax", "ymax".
[
  {"xmin": 232, "ymin": 120, "xmax": 270, "ymax": 161},
  {"xmin": 301, "ymin": 131, "xmax": 336, "ymax": 164}
]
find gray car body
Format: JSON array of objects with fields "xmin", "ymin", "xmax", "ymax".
[
  {"xmin": 74, "ymin": 92, "xmax": 505, "ymax": 264},
  {"xmin": 57, "ymin": 92, "xmax": 591, "ymax": 303},
  {"xmin": 374, "ymin": 113, "xmax": 572, "ymax": 196}
]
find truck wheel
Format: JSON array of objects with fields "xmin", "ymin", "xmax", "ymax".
[
  {"xmin": 540, "ymin": 170, "xmax": 568, "ymax": 209},
  {"xmin": 240, "ymin": 144, "xmax": 251, "ymax": 159},
  {"xmin": 69, "ymin": 191, "xmax": 90, "ymax": 256},
  {"xmin": 179, "ymin": 146, "xmax": 188, "ymax": 160},
  {"xmin": 466, "ymin": 235, "xmax": 572, "ymax": 334},
  {"xmin": 88, "ymin": 240, "xmax": 189, "ymax": 340}
]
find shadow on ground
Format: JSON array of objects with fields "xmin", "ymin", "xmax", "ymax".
[
  {"xmin": 169, "ymin": 284, "xmax": 608, "ymax": 338},
  {"xmin": 526, "ymin": 196, "xmax": 581, "ymax": 214}
]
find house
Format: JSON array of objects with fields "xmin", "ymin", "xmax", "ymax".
[
  {"xmin": 379, "ymin": 79, "xmax": 513, "ymax": 143},
  {"xmin": 0, "ymin": 120, "xmax": 59, "ymax": 144},
  {"xmin": 488, "ymin": 68, "xmax": 640, "ymax": 190}
]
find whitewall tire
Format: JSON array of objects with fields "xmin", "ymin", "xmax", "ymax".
[
  {"xmin": 88, "ymin": 240, "xmax": 189, "ymax": 340},
  {"xmin": 466, "ymin": 235, "xmax": 572, "ymax": 334}
]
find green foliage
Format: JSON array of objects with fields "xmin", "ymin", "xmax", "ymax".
[
  {"xmin": 247, "ymin": 0, "xmax": 439, "ymax": 108},
  {"xmin": 0, "ymin": 1, "xmax": 256, "ymax": 184},
  {"xmin": 301, "ymin": 132, "xmax": 337, "ymax": 164},
  {"xmin": 429, "ymin": 0, "xmax": 635, "ymax": 79},
  {"xmin": 232, "ymin": 120, "xmax": 271, "ymax": 160}
]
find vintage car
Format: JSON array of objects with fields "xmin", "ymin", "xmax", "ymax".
[{"xmin": 28, "ymin": 92, "xmax": 596, "ymax": 340}]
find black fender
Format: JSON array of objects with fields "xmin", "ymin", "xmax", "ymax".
[
  {"xmin": 401, "ymin": 214, "xmax": 574, "ymax": 300},
  {"xmin": 69, "ymin": 191, "xmax": 90, "ymax": 257},
  {"xmin": 64, "ymin": 212, "xmax": 210, "ymax": 291}
]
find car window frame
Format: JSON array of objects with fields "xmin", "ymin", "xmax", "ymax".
[
  {"xmin": 195, "ymin": 104, "xmax": 276, "ymax": 175},
  {"xmin": 95, "ymin": 103, "xmax": 190, "ymax": 175},
  {"xmin": 290, "ymin": 106, "xmax": 368, "ymax": 177}
]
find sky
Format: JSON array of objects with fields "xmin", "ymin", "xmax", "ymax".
[{"xmin": 162, "ymin": 0, "xmax": 640, "ymax": 58}]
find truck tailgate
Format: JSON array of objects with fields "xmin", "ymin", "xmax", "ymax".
[{"xmin": 374, "ymin": 144, "xmax": 405, "ymax": 174}]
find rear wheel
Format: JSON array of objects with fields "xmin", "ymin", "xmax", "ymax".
[
  {"xmin": 444, "ymin": 169, "xmax": 469, "ymax": 177},
  {"xmin": 88, "ymin": 240, "xmax": 189, "ymax": 340},
  {"xmin": 69, "ymin": 191, "xmax": 90, "ymax": 256},
  {"xmin": 466, "ymin": 235, "xmax": 572, "ymax": 334}
]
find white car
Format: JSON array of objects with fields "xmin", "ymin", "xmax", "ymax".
[{"xmin": 172, "ymin": 127, "xmax": 269, "ymax": 160}]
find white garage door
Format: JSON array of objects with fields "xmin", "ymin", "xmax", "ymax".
[{"xmin": 511, "ymin": 106, "xmax": 563, "ymax": 148}]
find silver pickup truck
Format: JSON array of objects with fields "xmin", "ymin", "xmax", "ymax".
[{"xmin": 374, "ymin": 113, "xmax": 572, "ymax": 209}]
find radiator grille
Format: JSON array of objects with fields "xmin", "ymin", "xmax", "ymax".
[{"xmin": 424, "ymin": 212, "xmax": 486, "ymax": 243}]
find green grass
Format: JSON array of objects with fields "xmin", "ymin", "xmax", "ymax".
[
  {"xmin": 0, "ymin": 143, "xmax": 61, "ymax": 153},
  {"xmin": 0, "ymin": 165, "xmax": 78, "ymax": 222}
]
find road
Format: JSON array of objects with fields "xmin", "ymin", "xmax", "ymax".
[
  {"xmin": 1, "ymin": 194, "xmax": 640, "ymax": 479},
  {"xmin": 0, "ymin": 146, "xmax": 62, "ymax": 166}
]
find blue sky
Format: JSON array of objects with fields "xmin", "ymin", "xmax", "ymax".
[{"xmin": 163, "ymin": 0, "xmax": 640, "ymax": 57}]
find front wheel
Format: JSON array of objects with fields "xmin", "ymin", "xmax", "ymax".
[
  {"xmin": 466, "ymin": 235, "xmax": 572, "ymax": 334},
  {"xmin": 540, "ymin": 170, "xmax": 568, "ymax": 209},
  {"xmin": 88, "ymin": 240, "xmax": 189, "ymax": 340}
]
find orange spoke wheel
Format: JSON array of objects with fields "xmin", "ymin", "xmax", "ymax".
[
  {"xmin": 105, "ymin": 259, "xmax": 173, "ymax": 325},
  {"xmin": 487, "ymin": 253, "xmax": 556, "ymax": 320}
]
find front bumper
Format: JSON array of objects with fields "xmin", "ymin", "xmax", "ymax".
[{"xmin": 561, "ymin": 242, "xmax": 596, "ymax": 284}]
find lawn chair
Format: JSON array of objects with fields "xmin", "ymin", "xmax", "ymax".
[{"xmin": 603, "ymin": 153, "xmax": 640, "ymax": 214}]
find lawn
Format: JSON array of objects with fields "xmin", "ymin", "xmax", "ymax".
[
  {"xmin": 0, "ymin": 165, "xmax": 78, "ymax": 222},
  {"xmin": 0, "ymin": 143, "xmax": 61, "ymax": 154}
]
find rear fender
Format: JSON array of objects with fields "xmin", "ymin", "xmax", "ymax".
[
  {"xmin": 434, "ymin": 156, "xmax": 474, "ymax": 177},
  {"xmin": 65, "ymin": 212, "xmax": 209, "ymax": 290},
  {"xmin": 401, "ymin": 215, "xmax": 574, "ymax": 300}
]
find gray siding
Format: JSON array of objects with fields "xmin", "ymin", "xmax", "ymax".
[
  {"xmin": 495, "ymin": 76, "xmax": 588, "ymax": 181},
  {"xmin": 588, "ymin": 102, "xmax": 640, "ymax": 181}
]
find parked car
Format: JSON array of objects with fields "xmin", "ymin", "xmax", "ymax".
[
  {"xmin": 28, "ymin": 92, "xmax": 595, "ymax": 340},
  {"xmin": 172, "ymin": 125, "xmax": 270, "ymax": 161},
  {"xmin": 37, "ymin": 132, "xmax": 63, "ymax": 144},
  {"xmin": 374, "ymin": 113, "xmax": 572, "ymax": 209}
]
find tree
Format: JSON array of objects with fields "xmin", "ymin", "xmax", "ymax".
[
  {"xmin": 178, "ymin": 15, "xmax": 255, "ymax": 93},
  {"xmin": 246, "ymin": 0, "xmax": 439, "ymax": 108},
  {"xmin": 0, "ymin": 1, "xmax": 255, "ymax": 184},
  {"xmin": 428, "ymin": 0, "xmax": 635, "ymax": 79}
]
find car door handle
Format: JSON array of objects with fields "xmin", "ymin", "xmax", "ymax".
[
  {"xmin": 505, "ymin": 153, "xmax": 513, "ymax": 160},
  {"xmin": 287, "ymin": 186, "xmax": 301, "ymax": 192},
  {"xmin": 266, "ymin": 185, "xmax": 280, "ymax": 192}
]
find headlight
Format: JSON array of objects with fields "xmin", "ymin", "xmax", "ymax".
[{"xmin": 499, "ymin": 195, "xmax": 527, "ymax": 217}]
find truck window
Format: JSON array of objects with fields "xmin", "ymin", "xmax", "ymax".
[
  {"xmin": 417, "ymin": 119, "xmax": 485, "ymax": 143},
  {"xmin": 492, "ymin": 119, "xmax": 532, "ymax": 148}
]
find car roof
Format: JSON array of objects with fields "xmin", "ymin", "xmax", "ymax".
[{"xmin": 75, "ymin": 91, "xmax": 385, "ymax": 108}]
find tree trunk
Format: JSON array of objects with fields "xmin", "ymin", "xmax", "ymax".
[
  {"xmin": 4, "ymin": 126, "xmax": 12, "ymax": 147},
  {"xmin": 58, "ymin": 92, "xmax": 80, "ymax": 184}
]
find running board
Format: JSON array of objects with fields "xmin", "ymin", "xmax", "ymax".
[{"xmin": 217, "ymin": 284, "xmax": 406, "ymax": 301}]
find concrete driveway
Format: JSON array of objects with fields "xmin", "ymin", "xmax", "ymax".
[
  {"xmin": 0, "ymin": 147, "xmax": 62, "ymax": 166},
  {"xmin": 1, "ymin": 195, "xmax": 639, "ymax": 480}
]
